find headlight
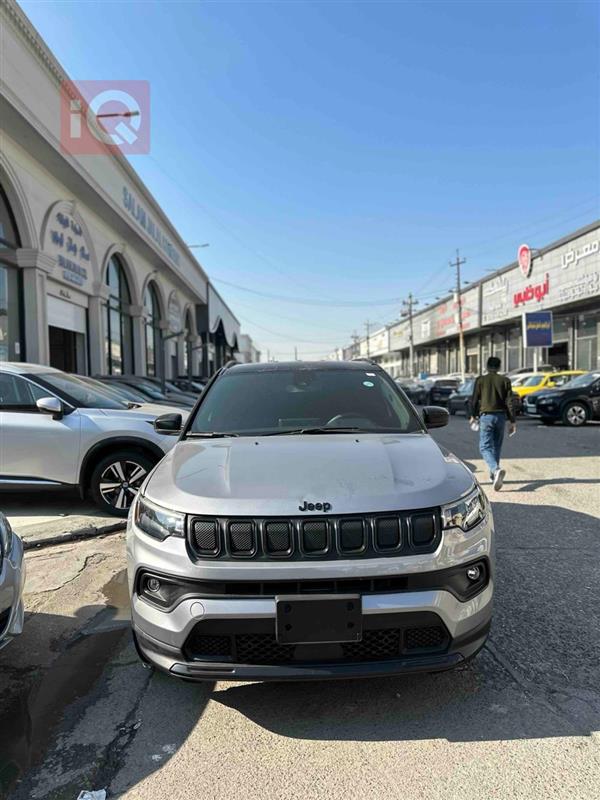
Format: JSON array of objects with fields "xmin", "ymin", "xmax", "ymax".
[
  {"xmin": 441, "ymin": 485, "xmax": 487, "ymax": 532},
  {"xmin": 0, "ymin": 513, "xmax": 14, "ymax": 561},
  {"xmin": 134, "ymin": 495, "xmax": 185, "ymax": 541}
]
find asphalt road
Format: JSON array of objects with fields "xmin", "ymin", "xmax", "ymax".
[{"xmin": 1, "ymin": 414, "xmax": 599, "ymax": 800}]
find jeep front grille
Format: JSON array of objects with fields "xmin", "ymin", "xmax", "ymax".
[{"xmin": 187, "ymin": 509, "xmax": 441, "ymax": 561}]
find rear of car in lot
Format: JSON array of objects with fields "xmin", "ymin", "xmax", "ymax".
[
  {"xmin": 0, "ymin": 512, "xmax": 25, "ymax": 650},
  {"xmin": 424, "ymin": 377, "xmax": 461, "ymax": 406},
  {"xmin": 0, "ymin": 363, "xmax": 188, "ymax": 516},
  {"xmin": 524, "ymin": 371, "xmax": 600, "ymax": 426},
  {"xmin": 127, "ymin": 360, "xmax": 493, "ymax": 682},
  {"xmin": 448, "ymin": 379, "xmax": 475, "ymax": 415}
]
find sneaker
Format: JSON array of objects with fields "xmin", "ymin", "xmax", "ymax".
[{"xmin": 493, "ymin": 468, "xmax": 506, "ymax": 491}]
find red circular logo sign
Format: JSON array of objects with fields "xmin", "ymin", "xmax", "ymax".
[{"xmin": 518, "ymin": 244, "xmax": 532, "ymax": 278}]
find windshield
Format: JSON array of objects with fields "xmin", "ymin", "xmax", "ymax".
[
  {"xmin": 120, "ymin": 380, "xmax": 169, "ymax": 401},
  {"xmin": 459, "ymin": 380, "xmax": 474, "ymax": 393},
  {"xmin": 93, "ymin": 379, "xmax": 148, "ymax": 403},
  {"xmin": 188, "ymin": 368, "xmax": 423, "ymax": 436},
  {"xmin": 523, "ymin": 375, "xmax": 546, "ymax": 387},
  {"xmin": 35, "ymin": 373, "xmax": 126, "ymax": 409},
  {"xmin": 566, "ymin": 372, "xmax": 600, "ymax": 389}
]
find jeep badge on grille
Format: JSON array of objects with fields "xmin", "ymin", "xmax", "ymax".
[{"xmin": 299, "ymin": 501, "xmax": 332, "ymax": 512}]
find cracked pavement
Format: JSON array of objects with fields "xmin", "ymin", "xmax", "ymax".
[{"xmin": 0, "ymin": 415, "xmax": 598, "ymax": 800}]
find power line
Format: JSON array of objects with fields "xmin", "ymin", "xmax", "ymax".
[{"xmin": 211, "ymin": 277, "xmax": 405, "ymax": 307}]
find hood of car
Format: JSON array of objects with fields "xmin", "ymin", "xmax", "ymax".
[
  {"xmin": 96, "ymin": 405, "xmax": 189, "ymax": 421},
  {"xmin": 143, "ymin": 433, "xmax": 475, "ymax": 516}
]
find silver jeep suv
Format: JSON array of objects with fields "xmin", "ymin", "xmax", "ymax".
[{"xmin": 127, "ymin": 360, "xmax": 493, "ymax": 680}]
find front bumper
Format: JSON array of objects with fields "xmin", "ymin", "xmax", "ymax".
[
  {"xmin": 127, "ymin": 510, "xmax": 494, "ymax": 681},
  {"xmin": 0, "ymin": 532, "xmax": 26, "ymax": 649}
]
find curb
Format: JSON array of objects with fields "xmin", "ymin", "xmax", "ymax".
[{"xmin": 22, "ymin": 521, "xmax": 126, "ymax": 551}]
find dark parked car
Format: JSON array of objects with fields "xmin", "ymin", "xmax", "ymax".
[
  {"xmin": 99, "ymin": 375, "xmax": 195, "ymax": 408},
  {"xmin": 523, "ymin": 371, "xmax": 600, "ymax": 427},
  {"xmin": 172, "ymin": 377, "xmax": 206, "ymax": 393},
  {"xmin": 395, "ymin": 378, "xmax": 428, "ymax": 405},
  {"xmin": 448, "ymin": 379, "xmax": 475, "ymax": 415},
  {"xmin": 424, "ymin": 378, "xmax": 460, "ymax": 406}
]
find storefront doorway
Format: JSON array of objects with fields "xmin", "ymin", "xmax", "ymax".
[
  {"xmin": 49, "ymin": 326, "xmax": 86, "ymax": 373},
  {"xmin": 548, "ymin": 341, "xmax": 569, "ymax": 369},
  {"xmin": 47, "ymin": 293, "xmax": 87, "ymax": 374}
]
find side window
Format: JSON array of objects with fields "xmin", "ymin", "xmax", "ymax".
[{"xmin": 0, "ymin": 373, "xmax": 39, "ymax": 410}]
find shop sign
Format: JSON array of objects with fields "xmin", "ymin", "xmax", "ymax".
[
  {"xmin": 46, "ymin": 211, "xmax": 91, "ymax": 289},
  {"xmin": 482, "ymin": 228, "xmax": 600, "ymax": 325},
  {"xmin": 561, "ymin": 239, "xmax": 599, "ymax": 269},
  {"xmin": 368, "ymin": 328, "xmax": 389, "ymax": 356},
  {"xmin": 522, "ymin": 311, "xmax": 553, "ymax": 348},
  {"xmin": 389, "ymin": 321, "xmax": 410, "ymax": 350},
  {"xmin": 123, "ymin": 187, "xmax": 181, "ymax": 267},
  {"xmin": 513, "ymin": 274, "xmax": 550, "ymax": 307}
]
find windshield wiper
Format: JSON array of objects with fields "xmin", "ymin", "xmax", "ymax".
[
  {"xmin": 186, "ymin": 431, "xmax": 240, "ymax": 438},
  {"xmin": 261, "ymin": 426, "xmax": 370, "ymax": 436}
]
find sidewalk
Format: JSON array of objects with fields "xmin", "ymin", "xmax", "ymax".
[{"xmin": 1, "ymin": 490, "xmax": 126, "ymax": 549}]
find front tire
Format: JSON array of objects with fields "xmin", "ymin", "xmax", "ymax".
[
  {"xmin": 562, "ymin": 402, "xmax": 589, "ymax": 428},
  {"xmin": 89, "ymin": 449, "xmax": 155, "ymax": 516}
]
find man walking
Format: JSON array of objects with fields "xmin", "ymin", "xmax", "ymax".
[{"xmin": 470, "ymin": 356, "xmax": 516, "ymax": 490}]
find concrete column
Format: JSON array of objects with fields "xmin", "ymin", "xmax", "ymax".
[
  {"xmin": 129, "ymin": 304, "xmax": 145, "ymax": 376},
  {"xmin": 16, "ymin": 249, "xmax": 55, "ymax": 365},
  {"xmin": 89, "ymin": 281, "xmax": 109, "ymax": 375}
]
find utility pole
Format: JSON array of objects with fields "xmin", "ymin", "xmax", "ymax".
[
  {"xmin": 401, "ymin": 293, "xmax": 419, "ymax": 378},
  {"xmin": 365, "ymin": 320, "xmax": 371, "ymax": 357},
  {"xmin": 267, "ymin": 348, "xmax": 270, "ymax": 362},
  {"xmin": 294, "ymin": 345, "xmax": 298, "ymax": 361},
  {"xmin": 449, "ymin": 249, "xmax": 467, "ymax": 381}
]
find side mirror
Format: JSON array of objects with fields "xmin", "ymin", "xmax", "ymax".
[
  {"xmin": 154, "ymin": 413, "xmax": 183, "ymax": 435},
  {"xmin": 422, "ymin": 405, "xmax": 449, "ymax": 429},
  {"xmin": 36, "ymin": 396, "xmax": 64, "ymax": 420}
]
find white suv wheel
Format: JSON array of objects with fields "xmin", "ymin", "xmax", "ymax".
[{"xmin": 90, "ymin": 450, "xmax": 154, "ymax": 516}]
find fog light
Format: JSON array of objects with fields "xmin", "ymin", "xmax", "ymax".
[
  {"xmin": 146, "ymin": 577, "xmax": 161, "ymax": 593},
  {"xmin": 466, "ymin": 566, "xmax": 481, "ymax": 582}
]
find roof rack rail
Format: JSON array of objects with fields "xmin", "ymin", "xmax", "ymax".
[
  {"xmin": 350, "ymin": 357, "xmax": 379, "ymax": 366},
  {"xmin": 222, "ymin": 360, "xmax": 239, "ymax": 370}
]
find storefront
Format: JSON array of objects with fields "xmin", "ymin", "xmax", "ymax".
[
  {"xmin": 0, "ymin": 181, "xmax": 23, "ymax": 362},
  {"xmin": 334, "ymin": 220, "xmax": 600, "ymax": 377}
]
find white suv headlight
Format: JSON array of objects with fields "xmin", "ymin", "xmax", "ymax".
[
  {"xmin": 134, "ymin": 496, "xmax": 185, "ymax": 541},
  {"xmin": 441, "ymin": 485, "xmax": 487, "ymax": 532}
]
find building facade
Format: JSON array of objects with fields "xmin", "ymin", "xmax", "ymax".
[
  {"xmin": 0, "ymin": 1, "xmax": 256, "ymax": 379},
  {"xmin": 335, "ymin": 220, "xmax": 600, "ymax": 377}
]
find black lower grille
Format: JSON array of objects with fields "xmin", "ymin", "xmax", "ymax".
[
  {"xmin": 405, "ymin": 626, "xmax": 445, "ymax": 650},
  {"xmin": 235, "ymin": 634, "xmax": 295, "ymax": 664},
  {"xmin": 184, "ymin": 617, "xmax": 449, "ymax": 665}
]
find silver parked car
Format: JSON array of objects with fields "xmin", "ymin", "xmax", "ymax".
[
  {"xmin": 0, "ymin": 364, "xmax": 189, "ymax": 516},
  {"xmin": 0, "ymin": 512, "xmax": 25, "ymax": 649},
  {"xmin": 127, "ymin": 360, "xmax": 494, "ymax": 681}
]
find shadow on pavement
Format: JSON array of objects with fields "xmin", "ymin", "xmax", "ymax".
[{"xmin": 212, "ymin": 502, "xmax": 599, "ymax": 744}]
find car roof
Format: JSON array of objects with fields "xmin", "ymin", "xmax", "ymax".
[
  {"xmin": 224, "ymin": 360, "xmax": 383, "ymax": 373},
  {"xmin": 0, "ymin": 362, "xmax": 63, "ymax": 375}
]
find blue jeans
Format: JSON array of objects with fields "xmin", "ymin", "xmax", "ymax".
[{"xmin": 479, "ymin": 412, "xmax": 506, "ymax": 476}]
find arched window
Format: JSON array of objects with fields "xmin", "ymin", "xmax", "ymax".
[
  {"xmin": 0, "ymin": 182, "xmax": 23, "ymax": 361},
  {"xmin": 144, "ymin": 282, "xmax": 161, "ymax": 377},
  {"xmin": 104, "ymin": 255, "xmax": 133, "ymax": 374}
]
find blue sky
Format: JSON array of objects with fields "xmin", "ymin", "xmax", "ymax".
[{"xmin": 21, "ymin": 0, "xmax": 599, "ymax": 359}]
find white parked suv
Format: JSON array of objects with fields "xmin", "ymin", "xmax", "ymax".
[
  {"xmin": 0, "ymin": 363, "xmax": 188, "ymax": 516},
  {"xmin": 128, "ymin": 360, "xmax": 494, "ymax": 681}
]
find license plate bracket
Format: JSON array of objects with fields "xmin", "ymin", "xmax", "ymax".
[{"xmin": 275, "ymin": 594, "xmax": 362, "ymax": 644}]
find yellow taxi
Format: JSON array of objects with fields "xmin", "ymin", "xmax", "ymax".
[{"xmin": 512, "ymin": 370, "xmax": 585, "ymax": 398}]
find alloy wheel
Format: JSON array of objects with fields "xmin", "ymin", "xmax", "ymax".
[
  {"xmin": 566, "ymin": 404, "xmax": 587, "ymax": 426},
  {"xmin": 99, "ymin": 459, "xmax": 148, "ymax": 510}
]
